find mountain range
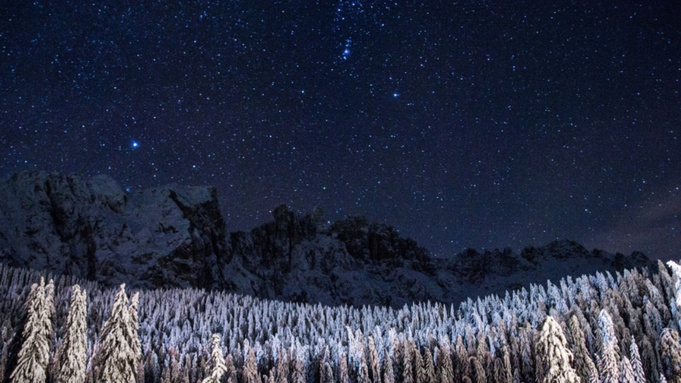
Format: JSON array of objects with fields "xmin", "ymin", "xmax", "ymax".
[{"xmin": 0, "ymin": 171, "xmax": 654, "ymax": 308}]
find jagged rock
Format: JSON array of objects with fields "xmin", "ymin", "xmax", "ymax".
[
  {"xmin": 0, "ymin": 171, "xmax": 226, "ymax": 289},
  {"xmin": 0, "ymin": 171, "xmax": 656, "ymax": 308}
]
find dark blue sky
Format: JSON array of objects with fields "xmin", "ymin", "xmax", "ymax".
[{"xmin": 2, "ymin": 0, "xmax": 680, "ymax": 259}]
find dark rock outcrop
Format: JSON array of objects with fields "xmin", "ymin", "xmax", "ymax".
[
  {"xmin": 0, "ymin": 171, "xmax": 226, "ymax": 289},
  {"xmin": 0, "ymin": 171, "xmax": 656, "ymax": 308}
]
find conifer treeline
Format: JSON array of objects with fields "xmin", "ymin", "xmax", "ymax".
[{"xmin": 1, "ymin": 259, "xmax": 680, "ymax": 382}]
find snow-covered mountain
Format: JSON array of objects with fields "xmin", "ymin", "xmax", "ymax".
[{"xmin": 0, "ymin": 171, "xmax": 654, "ymax": 307}]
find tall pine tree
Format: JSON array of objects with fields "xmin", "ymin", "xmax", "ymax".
[
  {"xmin": 535, "ymin": 315, "xmax": 581, "ymax": 383},
  {"xmin": 10, "ymin": 277, "xmax": 54, "ymax": 383},
  {"xmin": 629, "ymin": 337, "xmax": 646, "ymax": 383},
  {"xmin": 95, "ymin": 284, "xmax": 142, "ymax": 383},
  {"xmin": 598, "ymin": 310, "xmax": 620, "ymax": 383},
  {"xmin": 567, "ymin": 314, "xmax": 599, "ymax": 383},
  {"xmin": 660, "ymin": 328, "xmax": 681, "ymax": 383},
  {"xmin": 242, "ymin": 341, "xmax": 259, "ymax": 383},
  {"xmin": 202, "ymin": 334, "xmax": 227, "ymax": 383},
  {"xmin": 55, "ymin": 284, "xmax": 87, "ymax": 383}
]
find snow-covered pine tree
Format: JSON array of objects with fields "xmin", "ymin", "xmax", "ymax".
[
  {"xmin": 275, "ymin": 349, "xmax": 290, "ymax": 383},
  {"xmin": 10, "ymin": 277, "xmax": 54, "ymax": 383},
  {"xmin": 242, "ymin": 341, "xmax": 259, "ymax": 383},
  {"xmin": 599, "ymin": 310, "xmax": 620, "ymax": 383},
  {"xmin": 402, "ymin": 340, "xmax": 414, "ymax": 383},
  {"xmin": 436, "ymin": 344, "xmax": 454, "ymax": 383},
  {"xmin": 413, "ymin": 342, "xmax": 426, "ymax": 383},
  {"xmin": 660, "ymin": 328, "xmax": 681, "ymax": 383},
  {"xmin": 354, "ymin": 338, "xmax": 371, "ymax": 383},
  {"xmin": 339, "ymin": 349, "xmax": 350, "ymax": 383},
  {"xmin": 95, "ymin": 284, "xmax": 142, "ymax": 383},
  {"xmin": 423, "ymin": 347, "xmax": 436, "ymax": 383},
  {"xmin": 666, "ymin": 261, "xmax": 681, "ymax": 330},
  {"xmin": 383, "ymin": 348, "xmax": 395, "ymax": 383},
  {"xmin": 368, "ymin": 336, "xmax": 382, "ymax": 383},
  {"xmin": 389, "ymin": 331, "xmax": 403, "ymax": 382},
  {"xmin": 469, "ymin": 356, "xmax": 487, "ymax": 383},
  {"xmin": 128, "ymin": 291, "xmax": 143, "ymax": 383},
  {"xmin": 518, "ymin": 323, "xmax": 535, "ymax": 383},
  {"xmin": 490, "ymin": 341, "xmax": 513, "ymax": 383},
  {"xmin": 225, "ymin": 354, "xmax": 237, "ymax": 383},
  {"xmin": 202, "ymin": 334, "xmax": 227, "ymax": 383},
  {"xmin": 639, "ymin": 336, "xmax": 660, "ymax": 383},
  {"xmin": 290, "ymin": 347, "xmax": 306, "ymax": 383},
  {"xmin": 55, "ymin": 284, "xmax": 87, "ymax": 383},
  {"xmin": 160, "ymin": 348, "xmax": 189, "ymax": 383},
  {"xmin": 629, "ymin": 337, "xmax": 646, "ymax": 383},
  {"xmin": 620, "ymin": 356, "xmax": 636, "ymax": 383},
  {"xmin": 318, "ymin": 346, "xmax": 334, "ymax": 383},
  {"xmin": 567, "ymin": 314, "xmax": 599, "ymax": 383},
  {"xmin": 535, "ymin": 315, "xmax": 581, "ymax": 383}
]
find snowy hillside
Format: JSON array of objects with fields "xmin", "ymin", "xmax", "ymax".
[{"xmin": 0, "ymin": 260, "xmax": 680, "ymax": 382}]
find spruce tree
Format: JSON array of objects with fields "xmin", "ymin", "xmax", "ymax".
[
  {"xmin": 518, "ymin": 323, "xmax": 535, "ymax": 383},
  {"xmin": 290, "ymin": 348, "xmax": 306, "ymax": 383},
  {"xmin": 436, "ymin": 344, "xmax": 454, "ymax": 383},
  {"xmin": 382, "ymin": 349, "xmax": 395, "ymax": 383},
  {"xmin": 535, "ymin": 315, "xmax": 581, "ymax": 383},
  {"xmin": 202, "ymin": 334, "xmax": 227, "ymax": 383},
  {"xmin": 95, "ymin": 284, "xmax": 142, "ymax": 383},
  {"xmin": 402, "ymin": 340, "xmax": 414, "ymax": 383},
  {"xmin": 11, "ymin": 277, "xmax": 54, "ymax": 383},
  {"xmin": 339, "ymin": 350, "xmax": 350, "ymax": 383},
  {"xmin": 666, "ymin": 261, "xmax": 681, "ymax": 329},
  {"xmin": 629, "ymin": 337, "xmax": 646, "ymax": 383},
  {"xmin": 128, "ymin": 291, "xmax": 142, "ymax": 372},
  {"xmin": 225, "ymin": 354, "xmax": 237, "ymax": 383},
  {"xmin": 620, "ymin": 356, "xmax": 636, "ymax": 383},
  {"xmin": 368, "ymin": 336, "xmax": 382, "ymax": 383},
  {"xmin": 660, "ymin": 328, "xmax": 681, "ymax": 383},
  {"xmin": 275, "ymin": 349, "xmax": 289, "ymax": 383},
  {"xmin": 469, "ymin": 356, "xmax": 487, "ymax": 383},
  {"xmin": 423, "ymin": 347, "xmax": 436, "ymax": 383},
  {"xmin": 413, "ymin": 342, "xmax": 425, "ymax": 383},
  {"xmin": 55, "ymin": 284, "xmax": 87, "ymax": 383},
  {"xmin": 598, "ymin": 310, "xmax": 620, "ymax": 383},
  {"xmin": 160, "ymin": 348, "xmax": 189, "ymax": 383},
  {"xmin": 242, "ymin": 342, "xmax": 259, "ymax": 383},
  {"xmin": 568, "ymin": 314, "xmax": 599, "ymax": 383},
  {"xmin": 319, "ymin": 347, "xmax": 334, "ymax": 383}
]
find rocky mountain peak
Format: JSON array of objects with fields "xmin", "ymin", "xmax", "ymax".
[
  {"xmin": 0, "ymin": 171, "xmax": 226, "ymax": 289},
  {"xmin": 0, "ymin": 172, "xmax": 655, "ymax": 308}
]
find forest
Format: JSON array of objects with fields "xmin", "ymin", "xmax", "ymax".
[{"xmin": 1, "ymin": 259, "xmax": 680, "ymax": 383}]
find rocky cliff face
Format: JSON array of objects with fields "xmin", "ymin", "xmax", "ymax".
[
  {"xmin": 0, "ymin": 171, "xmax": 655, "ymax": 308},
  {"xmin": 0, "ymin": 171, "xmax": 226, "ymax": 289}
]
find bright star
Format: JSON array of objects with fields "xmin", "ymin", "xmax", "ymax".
[{"xmin": 131, "ymin": 141, "xmax": 139, "ymax": 149}]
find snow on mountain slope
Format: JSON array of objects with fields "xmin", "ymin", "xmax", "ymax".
[{"xmin": 0, "ymin": 171, "xmax": 654, "ymax": 308}]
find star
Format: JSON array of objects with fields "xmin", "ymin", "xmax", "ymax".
[{"xmin": 1, "ymin": 0, "xmax": 679, "ymax": 260}]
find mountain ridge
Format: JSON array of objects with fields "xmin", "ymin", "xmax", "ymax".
[{"xmin": 0, "ymin": 171, "xmax": 654, "ymax": 308}]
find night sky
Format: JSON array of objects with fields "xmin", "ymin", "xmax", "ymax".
[{"xmin": 2, "ymin": 1, "xmax": 680, "ymax": 259}]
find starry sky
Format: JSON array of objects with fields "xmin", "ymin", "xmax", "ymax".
[{"xmin": 1, "ymin": 0, "xmax": 680, "ymax": 260}]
